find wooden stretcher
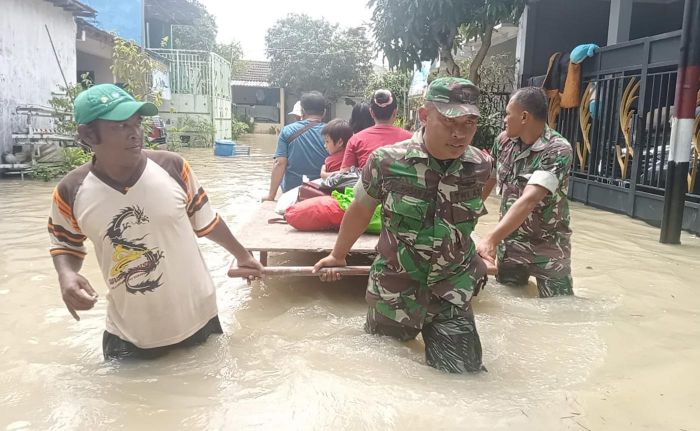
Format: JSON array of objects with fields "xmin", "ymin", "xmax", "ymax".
[
  {"xmin": 227, "ymin": 201, "xmax": 377, "ymax": 279},
  {"xmin": 226, "ymin": 202, "xmax": 497, "ymax": 279}
]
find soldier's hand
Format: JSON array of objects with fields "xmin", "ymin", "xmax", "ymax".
[
  {"xmin": 485, "ymin": 259, "xmax": 498, "ymax": 276},
  {"xmin": 476, "ymin": 235, "xmax": 497, "ymax": 265},
  {"xmin": 312, "ymin": 254, "xmax": 347, "ymax": 282},
  {"xmin": 58, "ymin": 272, "xmax": 98, "ymax": 321}
]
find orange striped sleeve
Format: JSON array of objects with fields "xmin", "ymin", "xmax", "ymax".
[
  {"xmin": 52, "ymin": 188, "xmax": 82, "ymax": 232},
  {"xmin": 49, "ymin": 186, "xmax": 87, "ymax": 258},
  {"xmin": 180, "ymin": 159, "xmax": 193, "ymax": 203},
  {"xmin": 179, "ymin": 159, "xmax": 218, "ymax": 233},
  {"xmin": 195, "ymin": 214, "xmax": 221, "ymax": 237},
  {"xmin": 50, "ymin": 248, "xmax": 87, "ymax": 259}
]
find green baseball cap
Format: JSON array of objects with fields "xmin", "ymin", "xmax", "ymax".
[
  {"xmin": 424, "ymin": 77, "xmax": 480, "ymax": 118},
  {"xmin": 74, "ymin": 84, "xmax": 158, "ymax": 125}
]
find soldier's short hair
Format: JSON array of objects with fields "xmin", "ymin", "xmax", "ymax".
[
  {"xmin": 301, "ymin": 91, "xmax": 326, "ymax": 116},
  {"xmin": 511, "ymin": 87, "xmax": 548, "ymax": 122}
]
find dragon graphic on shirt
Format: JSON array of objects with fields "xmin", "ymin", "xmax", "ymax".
[{"xmin": 105, "ymin": 206, "xmax": 164, "ymax": 294}]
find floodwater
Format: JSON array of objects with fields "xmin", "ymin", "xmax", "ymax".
[{"xmin": 0, "ymin": 134, "xmax": 699, "ymax": 431}]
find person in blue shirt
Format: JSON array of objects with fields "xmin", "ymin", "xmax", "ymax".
[{"xmin": 264, "ymin": 91, "xmax": 328, "ymax": 200}]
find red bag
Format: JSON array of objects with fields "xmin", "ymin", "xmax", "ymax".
[
  {"xmin": 297, "ymin": 181, "xmax": 328, "ymax": 202},
  {"xmin": 285, "ymin": 196, "xmax": 345, "ymax": 231}
]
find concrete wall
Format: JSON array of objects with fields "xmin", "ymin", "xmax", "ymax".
[
  {"xmin": 334, "ymin": 96, "xmax": 363, "ymax": 122},
  {"xmin": 0, "ymin": 0, "xmax": 77, "ymax": 153}
]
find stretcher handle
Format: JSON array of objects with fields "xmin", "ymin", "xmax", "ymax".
[{"xmin": 227, "ymin": 265, "xmax": 371, "ymax": 278}]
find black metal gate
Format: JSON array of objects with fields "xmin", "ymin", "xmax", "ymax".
[{"xmin": 555, "ymin": 31, "xmax": 700, "ymax": 234}]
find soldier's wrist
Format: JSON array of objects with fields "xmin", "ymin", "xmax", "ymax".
[{"xmin": 329, "ymin": 250, "xmax": 347, "ymax": 262}]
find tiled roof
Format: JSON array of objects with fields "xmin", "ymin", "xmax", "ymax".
[{"xmin": 232, "ymin": 61, "xmax": 271, "ymax": 85}]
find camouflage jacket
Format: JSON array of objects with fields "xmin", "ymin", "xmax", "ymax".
[
  {"xmin": 491, "ymin": 126, "xmax": 573, "ymax": 266},
  {"xmin": 357, "ymin": 129, "xmax": 492, "ymax": 328}
]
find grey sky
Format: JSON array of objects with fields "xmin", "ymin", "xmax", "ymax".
[{"xmin": 198, "ymin": 0, "xmax": 375, "ymax": 61}]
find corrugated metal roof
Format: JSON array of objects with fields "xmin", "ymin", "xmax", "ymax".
[
  {"xmin": 45, "ymin": 0, "xmax": 96, "ymax": 17},
  {"xmin": 232, "ymin": 61, "xmax": 272, "ymax": 85}
]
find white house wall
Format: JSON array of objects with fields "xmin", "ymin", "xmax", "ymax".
[
  {"xmin": 0, "ymin": 0, "xmax": 77, "ymax": 153},
  {"xmin": 335, "ymin": 97, "xmax": 363, "ymax": 123}
]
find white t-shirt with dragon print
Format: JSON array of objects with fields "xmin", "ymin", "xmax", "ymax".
[{"xmin": 48, "ymin": 151, "xmax": 221, "ymax": 348}]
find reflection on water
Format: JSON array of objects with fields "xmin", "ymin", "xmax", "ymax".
[{"xmin": 0, "ymin": 134, "xmax": 698, "ymax": 430}]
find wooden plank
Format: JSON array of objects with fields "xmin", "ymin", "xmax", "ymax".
[
  {"xmin": 234, "ymin": 201, "xmax": 378, "ymax": 253},
  {"xmin": 228, "ymin": 265, "xmax": 370, "ymax": 278},
  {"xmin": 231, "ymin": 203, "xmax": 497, "ymax": 276}
]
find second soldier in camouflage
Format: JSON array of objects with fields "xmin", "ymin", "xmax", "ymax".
[{"xmin": 479, "ymin": 87, "xmax": 574, "ymax": 297}]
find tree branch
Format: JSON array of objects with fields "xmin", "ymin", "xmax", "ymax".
[{"xmin": 469, "ymin": 19, "xmax": 494, "ymax": 84}]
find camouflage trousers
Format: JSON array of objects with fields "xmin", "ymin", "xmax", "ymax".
[
  {"xmin": 496, "ymin": 261, "xmax": 573, "ymax": 297},
  {"xmin": 365, "ymin": 297, "xmax": 485, "ymax": 373}
]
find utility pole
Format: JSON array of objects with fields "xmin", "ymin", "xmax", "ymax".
[
  {"xmin": 141, "ymin": 0, "xmax": 146, "ymax": 48},
  {"xmin": 660, "ymin": 0, "xmax": 700, "ymax": 244}
]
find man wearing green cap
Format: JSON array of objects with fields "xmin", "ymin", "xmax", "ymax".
[
  {"xmin": 313, "ymin": 77, "xmax": 495, "ymax": 373},
  {"xmin": 47, "ymin": 84, "xmax": 263, "ymax": 360}
]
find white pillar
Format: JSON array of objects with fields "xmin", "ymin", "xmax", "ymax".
[
  {"xmin": 607, "ymin": 0, "xmax": 634, "ymax": 45},
  {"xmin": 515, "ymin": 6, "xmax": 529, "ymax": 88},
  {"xmin": 279, "ymin": 87, "xmax": 285, "ymax": 127}
]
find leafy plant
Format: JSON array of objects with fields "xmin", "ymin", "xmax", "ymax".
[
  {"xmin": 231, "ymin": 120, "xmax": 249, "ymax": 140},
  {"xmin": 364, "ymin": 70, "xmax": 413, "ymax": 123},
  {"xmin": 111, "ymin": 37, "xmax": 163, "ymax": 106},
  {"xmin": 369, "ymin": 0, "xmax": 523, "ymax": 82},
  {"xmin": 167, "ymin": 116, "xmax": 216, "ymax": 148},
  {"xmin": 48, "ymin": 73, "xmax": 92, "ymax": 140},
  {"xmin": 472, "ymin": 106, "xmax": 505, "ymax": 150},
  {"xmin": 234, "ymin": 112, "xmax": 254, "ymax": 130},
  {"xmin": 32, "ymin": 147, "xmax": 92, "ymax": 181}
]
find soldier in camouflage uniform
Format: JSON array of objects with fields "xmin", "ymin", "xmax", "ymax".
[
  {"xmin": 313, "ymin": 77, "xmax": 495, "ymax": 373},
  {"xmin": 478, "ymin": 87, "xmax": 573, "ymax": 297}
]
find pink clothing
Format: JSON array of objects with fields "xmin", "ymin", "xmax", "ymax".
[{"xmin": 341, "ymin": 125, "xmax": 412, "ymax": 169}]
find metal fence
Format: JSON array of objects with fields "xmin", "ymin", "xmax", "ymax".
[
  {"xmin": 553, "ymin": 30, "xmax": 700, "ymax": 233},
  {"xmin": 147, "ymin": 49, "xmax": 232, "ymax": 140}
]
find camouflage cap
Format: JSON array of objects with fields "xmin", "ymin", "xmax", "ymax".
[{"xmin": 425, "ymin": 77, "xmax": 480, "ymax": 118}]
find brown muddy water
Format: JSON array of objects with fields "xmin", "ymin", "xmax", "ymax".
[{"xmin": 0, "ymin": 134, "xmax": 699, "ymax": 430}]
